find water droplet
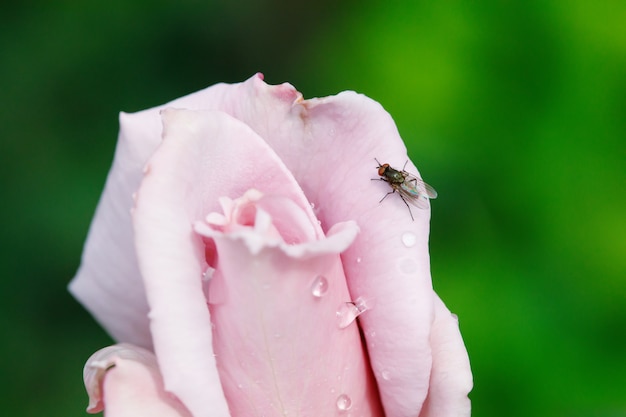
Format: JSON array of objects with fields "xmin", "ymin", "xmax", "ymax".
[
  {"xmin": 202, "ymin": 266, "xmax": 215, "ymax": 281},
  {"xmin": 336, "ymin": 302, "xmax": 362, "ymax": 329},
  {"xmin": 310, "ymin": 202, "xmax": 315, "ymax": 209},
  {"xmin": 142, "ymin": 164, "xmax": 151, "ymax": 174},
  {"xmin": 311, "ymin": 275, "xmax": 329, "ymax": 298},
  {"xmin": 381, "ymin": 370, "xmax": 391, "ymax": 381},
  {"xmin": 336, "ymin": 394, "xmax": 352, "ymax": 412},
  {"xmin": 356, "ymin": 257, "xmax": 362, "ymax": 264},
  {"xmin": 401, "ymin": 232, "xmax": 417, "ymax": 248},
  {"xmin": 353, "ymin": 296, "xmax": 373, "ymax": 313},
  {"xmin": 131, "ymin": 192, "xmax": 137, "ymax": 201}
]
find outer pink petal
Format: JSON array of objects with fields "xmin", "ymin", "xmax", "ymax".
[
  {"xmin": 83, "ymin": 344, "xmax": 191, "ymax": 417},
  {"xmin": 132, "ymin": 109, "xmax": 324, "ymax": 417},
  {"xmin": 68, "ymin": 111, "xmax": 162, "ymax": 348},
  {"xmin": 419, "ymin": 296, "xmax": 473, "ymax": 417},
  {"xmin": 288, "ymin": 92, "xmax": 437, "ymax": 417},
  {"xmin": 195, "ymin": 193, "xmax": 382, "ymax": 416}
]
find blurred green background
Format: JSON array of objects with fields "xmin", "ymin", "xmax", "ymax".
[{"xmin": 1, "ymin": 1, "xmax": 624, "ymax": 416}]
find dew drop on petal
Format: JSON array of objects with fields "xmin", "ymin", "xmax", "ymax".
[
  {"xmin": 202, "ymin": 266, "xmax": 215, "ymax": 281},
  {"xmin": 356, "ymin": 257, "xmax": 362, "ymax": 264},
  {"xmin": 401, "ymin": 232, "xmax": 417, "ymax": 248},
  {"xmin": 336, "ymin": 302, "xmax": 362, "ymax": 329},
  {"xmin": 381, "ymin": 369, "xmax": 391, "ymax": 381},
  {"xmin": 311, "ymin": 275, "xmax": 329, "ymax": 298},
  {"xmin": 336, "ymin": 394, "xmax": 352, "ymax": 412},
  {"xmin": 354, "ymin": 296, "xmax": 373, "ymax": 313}
]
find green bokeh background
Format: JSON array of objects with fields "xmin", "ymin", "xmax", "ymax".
[{"xmin": 1, "ymin": 1, "xmax": 624, "ymax": 416}]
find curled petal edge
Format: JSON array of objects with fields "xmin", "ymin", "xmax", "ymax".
[
  {"xmin": 83, "ymin": 344, "xmax": 191, "ymax": 416},
  {"xmin": 194, "ymin": 190, "xmax": 360, "ymax": 259}
]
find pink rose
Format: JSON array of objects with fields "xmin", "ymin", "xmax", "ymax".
[{"xmin": 70, "ymin": 74, "xmax": 472, "ymax": 417}]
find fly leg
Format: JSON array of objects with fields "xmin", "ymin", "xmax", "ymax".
[
  {"xmin": 373, "ymin": 183, "xmax": 415, "ymax": 221},
  {"xmin": 397, "ymin": 192, "xmax": 415, "ymax": 221},
  {"xmin": 371, "ymin": 178, "xmax": 395, "ymax": 202},
  {"xmin": 378, "ymin": 188, "xmax": 396, "ymax": 203}
]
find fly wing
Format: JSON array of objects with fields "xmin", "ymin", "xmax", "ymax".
[
  {"xmin": 399, "ymin": 175, "xmax": 438, "ymax": 209},
  {"xmin": 421, "ymin": 181, "xmax": 438, "ymax": 199}
]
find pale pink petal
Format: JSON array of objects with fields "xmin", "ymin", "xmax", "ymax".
[
  {"xmin": 132, "ymin": 109, "xmax": 323, "ymax": 417},
  {"xmin": 419, "ymin": 295, "xmax": 473, "ymax": 417},
  {"xmin": 195, "ymin": 191, "xmax": 382, "ymax": 416},
  {"xmin": 83, "ymin": 344, "xmax": 191, "ymax": 417},
  {"xmin": 68, "ymin": 111, "xmax": 164, "ymax": 348}
]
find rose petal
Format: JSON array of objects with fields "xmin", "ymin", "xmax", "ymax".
[
  {"xmin": 195, "ymin": 191, "xmax": 382, "ymax": 416},
  {"xmin": 132, "ymin": 109, "xmax": 323, "ymax": 417},
  {"xmin": 420, "ymin": 296, "xmax": 473, "ymax": 417},
  {"xmin": 68, "ymin": 110, "xmax": 163, "ymax": 348},
  {"xmin": 419, "ymin": 295, "xmax": 473, "ymax": 417},
  {"xmin": 83, "ymin": 344, "xmax": 191, "ymax": 417}
]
